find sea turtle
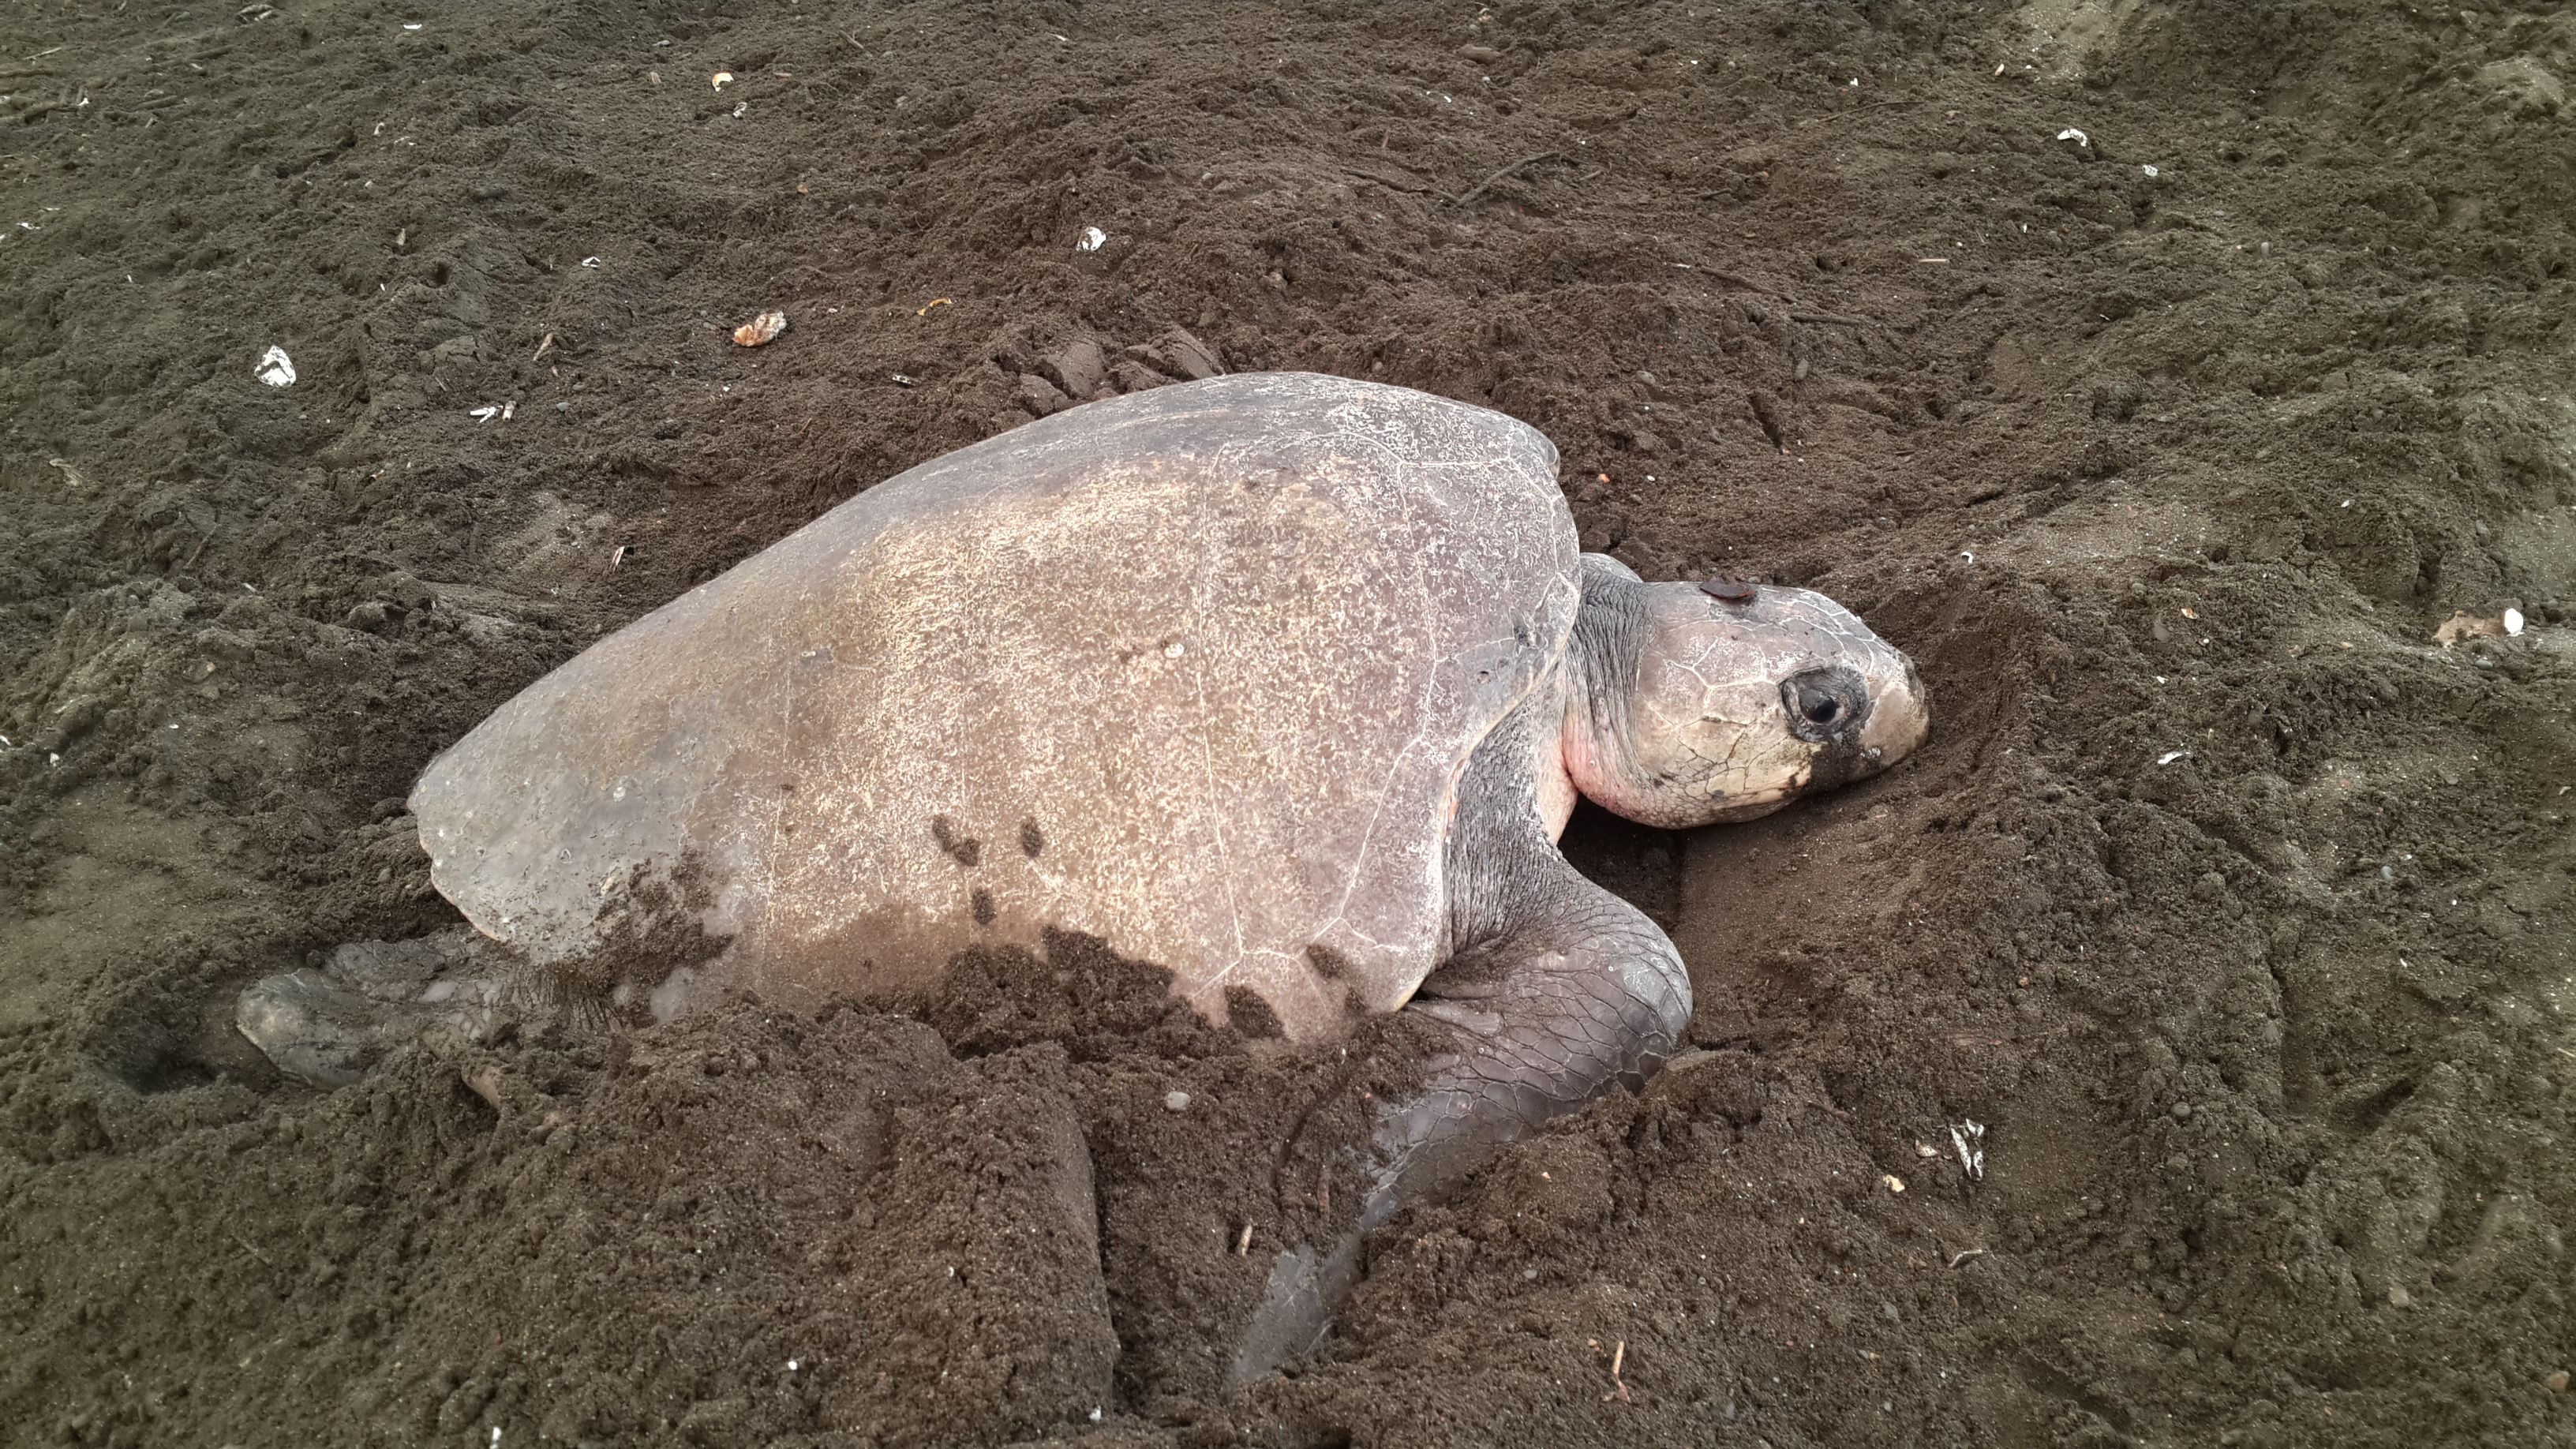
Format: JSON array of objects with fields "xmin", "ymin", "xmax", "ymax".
[{"xmin": 238, "ymin": 371, "xmax": 1926, "ymax": 1363}]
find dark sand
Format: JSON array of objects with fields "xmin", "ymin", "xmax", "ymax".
[{"xmin": 5, "ymin": 1, "xmax": 2574, "ymax": 1445}]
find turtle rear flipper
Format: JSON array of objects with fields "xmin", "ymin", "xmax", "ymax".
[
  {"xmin": 236, "ymin": 930, "xmax": 510, "ymax": 1088},
  {"xmin": 1228, "ymin": 1237, "xmax": 1361, "ymax": 1384}
]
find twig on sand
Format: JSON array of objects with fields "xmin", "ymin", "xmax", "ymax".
[
  {"xmin": 1342, "ymin": 163, "xmax": 1436, "ymax": 197},
  {"xmin": 1602, "ymin": 1339, "xmax": 1631, "ymax": 1402},
  {"xmin": 1452, "ymin": 150, "xmax": 1561, "ymax": 207},
  {"xmin": 1705, "ymin": 269, "xmax": 1792, "ymax": 299}
]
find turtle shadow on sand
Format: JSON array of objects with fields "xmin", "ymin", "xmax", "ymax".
[{"xmin": 235, "ymin": 373, "xmax": 1930, "ymax": 1379}]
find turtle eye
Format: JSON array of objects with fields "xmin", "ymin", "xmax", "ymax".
[{"xmin": 1780, "ymin": 665, "xmax": 1870, "ymax": 743}]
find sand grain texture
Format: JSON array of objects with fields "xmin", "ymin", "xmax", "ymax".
[{"xmin": 2, "ymin": 1, "xmax": 2572, "ymax": 1446}]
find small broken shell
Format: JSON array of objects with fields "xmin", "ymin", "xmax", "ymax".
[
  {"xmin": 711, "ymin": 70, "xmax": 734, "ymax": 89},
  {"xmin": 732, "ymin": 309, "xmax": 788, "ymax": 347}
]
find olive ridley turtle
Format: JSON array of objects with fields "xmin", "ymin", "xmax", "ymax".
[{"xmin": 238, "ymin": 371, "xmax": 1927, "ymax": 1366}]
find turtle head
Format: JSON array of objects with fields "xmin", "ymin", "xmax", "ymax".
[{"xmin": 1563, "ymin": 565, "xmax": 1929, "ymax": 829}]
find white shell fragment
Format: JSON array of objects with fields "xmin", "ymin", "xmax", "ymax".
[
  {"xmin": 1163, "ymin": 1090, "xmax": 1192, "ymax": 1113},
  {"xmin": 1076, "ymin": 226, "xmax": 1108, "ymax": 253},
  {"xmin": 2056, "ymin": 127, "xmax": 2090, "ymax": 147},
  {"xmin": 712, "ymin": 71, "xmax": 734, "ymax": 89},
  {"xmin": 1949, "ymin": 1120, "xmax": 1986, "ymax": 1181},
  {"xmin": 2141, "ymin": 164, "xmax": 2160, "ymax": 178},
  {"xmin": 1883, "ymin": 1174, "xmax": 1907, "ymax": 1193},
  {"xmin": 255, "ymin": 346, "xmax": 296, "ymax": 387},
  {"xmin": 470, "ymin": 405, "xmax": 501, "ymax": 422},
  {"xmin": 2156, "ymin": 750, "xmax": 2188, "ymax": 766},
  {"xmin": 2504, "ymin": 607, "xmax": 2526, "ymax": 637}
]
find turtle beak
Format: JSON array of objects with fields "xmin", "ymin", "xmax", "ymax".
[{"xmin": 1859, "ymin": 650, "xmax": 1930, "ymax": 767}]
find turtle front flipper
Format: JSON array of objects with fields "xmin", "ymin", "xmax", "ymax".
[{"xmin": 1229, "ymin": 693, "xmax": 1691, "ymax": 1382}]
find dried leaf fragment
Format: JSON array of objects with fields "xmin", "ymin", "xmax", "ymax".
[
  {"xmin": 732, "ymin": 309, "xmax": 788, "ymax": 347},
  {"xmin": 2432, "ymin": 611, "xmax": 2508, "ymax": 647}
]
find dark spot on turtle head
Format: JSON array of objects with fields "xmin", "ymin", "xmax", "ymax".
[
  {"xmin": 931, "ymin": 815, "xmax": 982, "ymax": 867},
  {"xmin": 1019, "ymin": 818, "xmax": 1046, "ymax": 858},
  {"xmin": 1222, "ymin": 985, "xmax": 1285, "ymax": 1039},
  {"xmin": 1700, "ymin": 577, "xmax": 1758, "ymax": 605},
  {"xmin": 970, "ymin": 888, "xmax": 996, "ymax": 927},
  {"xmin": 1304, "ymin": 942, "xmax": 1353, "ymax": 979}
]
